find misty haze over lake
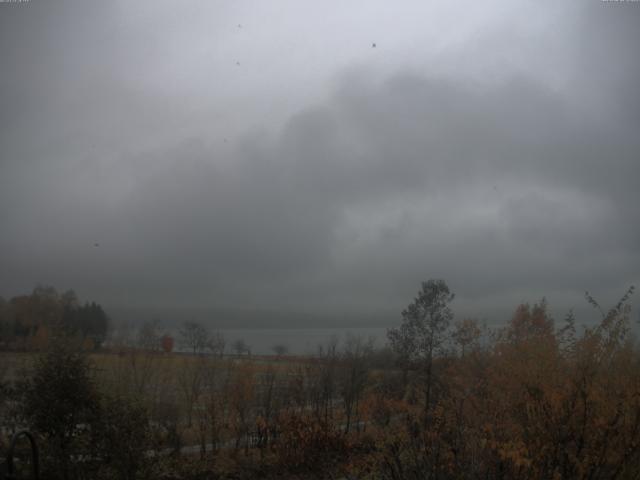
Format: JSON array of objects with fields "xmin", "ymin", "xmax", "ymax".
[
  {"xmin": 1, "ymin": 1, "xmax": 638, "ymax": 327},
  {"xmin": 2, "ymin": 2, "xmax": 640, "ymax": 479}
]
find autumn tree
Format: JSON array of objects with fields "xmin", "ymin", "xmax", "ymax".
[
  {"xmin": 11, "ymin": 285, "xmax": 63, "ymax": 338},
  {"xmin": 273, "ymin": 410, "xmax": 348, "ymax": 475},
  {"xmin": 161, "ymin": 334, "xmax": 174, "ymax": 353},
  {"xmin": 363, "ymin": 370, "xmax": 406, "ymax": 428},
  {"xmin": 505, "ymin": 298, "xmax": 554, "ymax": 344},
  {"xmin": 4, "ymin": 287, "xmax": 109, "ymax": 350},
  {"xmin": 479, "ymin": 288, "xmax": 640, "ymax": 478}
]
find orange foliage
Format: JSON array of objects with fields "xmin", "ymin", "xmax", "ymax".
[
  {"xmin": 272, "ymin": 411, "xmax": 348, "ymax": 473},
  {"xmin": 161, "ymin": 334, "xmax": 174, "ymax": 353},
  {"xmin": 368, "ymin": 295, "xmax": 640, "ymax": 479}
]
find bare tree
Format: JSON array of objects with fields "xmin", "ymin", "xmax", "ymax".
[
  {"xmin": 208, "ymin": 330, "xmax": 226, "ymax": 357},
  {"xmin": 176, "ymin": 355, "xmax": 207, "ymax": 427},
  {"xmin": 340, "ymin": 334, "xmax": 374, "ymax": 433},
  {"xmin": 307, "ymin": 336, "xmax": 339, "ymax": 426},
  {"xmin": 229, "ymin": 363, "xmax": 255, "ymax": 455},
  {"xmin": 137, "ymin": 319, "xmax": 161, "ymax": 352},
  {"xmin": 202, "ymin": 357, "xmax": 227, "ymax": 455},
  {"xmin": 272, "ymin": 344, "xmax": 289, "ymax": 357},
  {"xmin": 179, "ymin": 320, "xmax": 209, "ymax": 355},
  {"xmin": 255, "ymin": 366, "xmax": 279, "ymax": 456},
  {"xmin": 233, "ymin": 338, "xmax": 250, "ymax": 356}
]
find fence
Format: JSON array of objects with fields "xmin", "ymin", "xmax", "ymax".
[{"xmin": 1, "ymin": 431, "xmax": 39, "ymax": 480}]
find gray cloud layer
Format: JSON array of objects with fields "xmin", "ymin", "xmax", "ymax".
[{"xmin": 1, "ymin": 1, "xmax": 638, "ymax": 325}]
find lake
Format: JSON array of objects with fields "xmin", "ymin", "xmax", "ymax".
[{"xmin": 213, "ymin": 327, "xmax": 389, "ymax": 355}]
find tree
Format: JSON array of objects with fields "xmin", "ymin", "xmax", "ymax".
[
  {"xmin": 31, "ymin": 324, "xmax": 51, "ymax": 350},
  {"xmin": 307, "ymin": 337, "xmax": 339, "ymax": 426},
  {"xmin": 61, "ymin": 300, "xmax": 109, "ymax": 348},
  {"xmin": 161, "ymin": 334, "xmax": 174, "ymax": 353},
  {"xmin": 340, "ymin": 335, "xmax": 373, "ymax": 433},
  {"xmin": 3, "ymin": 287, "xmax": 109, "ymax": 350},
  {"xmin": 255, "ymin": 366, "xmax": 280, "ymax": 456},
  {"xmin": 451, "ymin": 318, "xmax": 482, "ymax": 357},
  {"xmin": 208, "ymin": 330, "xmax": 226, "ymax": 357},
  {"xmin": 203, "ymin": 360, "xmax": 230, "ymax": 454},
  {"xmin": 387, "ymin": 279, "xmax": 454, "ymax": 421},
  {"xmin": 94, "ymin": 394, "xmax": 155, "ymax": 480},
  {"xmin": 505, "ymin": 298, "xmax": 554, "ymax": 344},
  {"xmin": 20, "ymin": 342, "xmax": 100, "ymax": 479},
  {"xmin": 179, "ymin": 320, "xmax": 210, "ymax": 355},
  {"xmin": 137, "ymin": 319, "xmax": 161, "ymax": 352},
  {"xmin": 272, "ymin": 344, "xmax": 289, "ymax": 357},
  {"xmin": 0, "ymin": 296, "xmax": 13, "ymax": 347},
  {"xmin": 233, "ymin": 338, "xmax": 250, "ymax": 356},
  {"xmin": 177, "ymin": 356, "xmax": 207, "ymax": 426},
  {"xmin": 229, "ymin": 363, "xmax": 256, "ymax": 454}
]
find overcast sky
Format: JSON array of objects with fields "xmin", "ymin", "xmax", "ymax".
[{"xmin": 1, "ymin": 0, "xmax": 638, "ymax": 325}]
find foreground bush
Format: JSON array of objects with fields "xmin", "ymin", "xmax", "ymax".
[{"xmin": 273, "ymin": 411, "xmax": 348, "ymax": 474}]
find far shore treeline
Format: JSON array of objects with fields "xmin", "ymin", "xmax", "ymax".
[{"xmin": 0, "ymin": 285, "xmax": 109, "ymax": 350}]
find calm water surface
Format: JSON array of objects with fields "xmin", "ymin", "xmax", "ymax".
[{"xmin": 215, "ymin": 327, "xmax": 388, "ymax": 355}]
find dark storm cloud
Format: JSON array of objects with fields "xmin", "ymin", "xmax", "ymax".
[{"xmin": 1, "ymin": 1, "xmax": 638, "ymax": 323}]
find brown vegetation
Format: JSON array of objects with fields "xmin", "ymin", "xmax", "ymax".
[{"xmin": 1, "ymin": 282, "xmax": 639, "ymax": 480}]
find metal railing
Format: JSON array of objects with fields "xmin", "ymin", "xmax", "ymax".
[{"xmin": 3, "ymin": 431, "xmax": 39, "ymax": 480}]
